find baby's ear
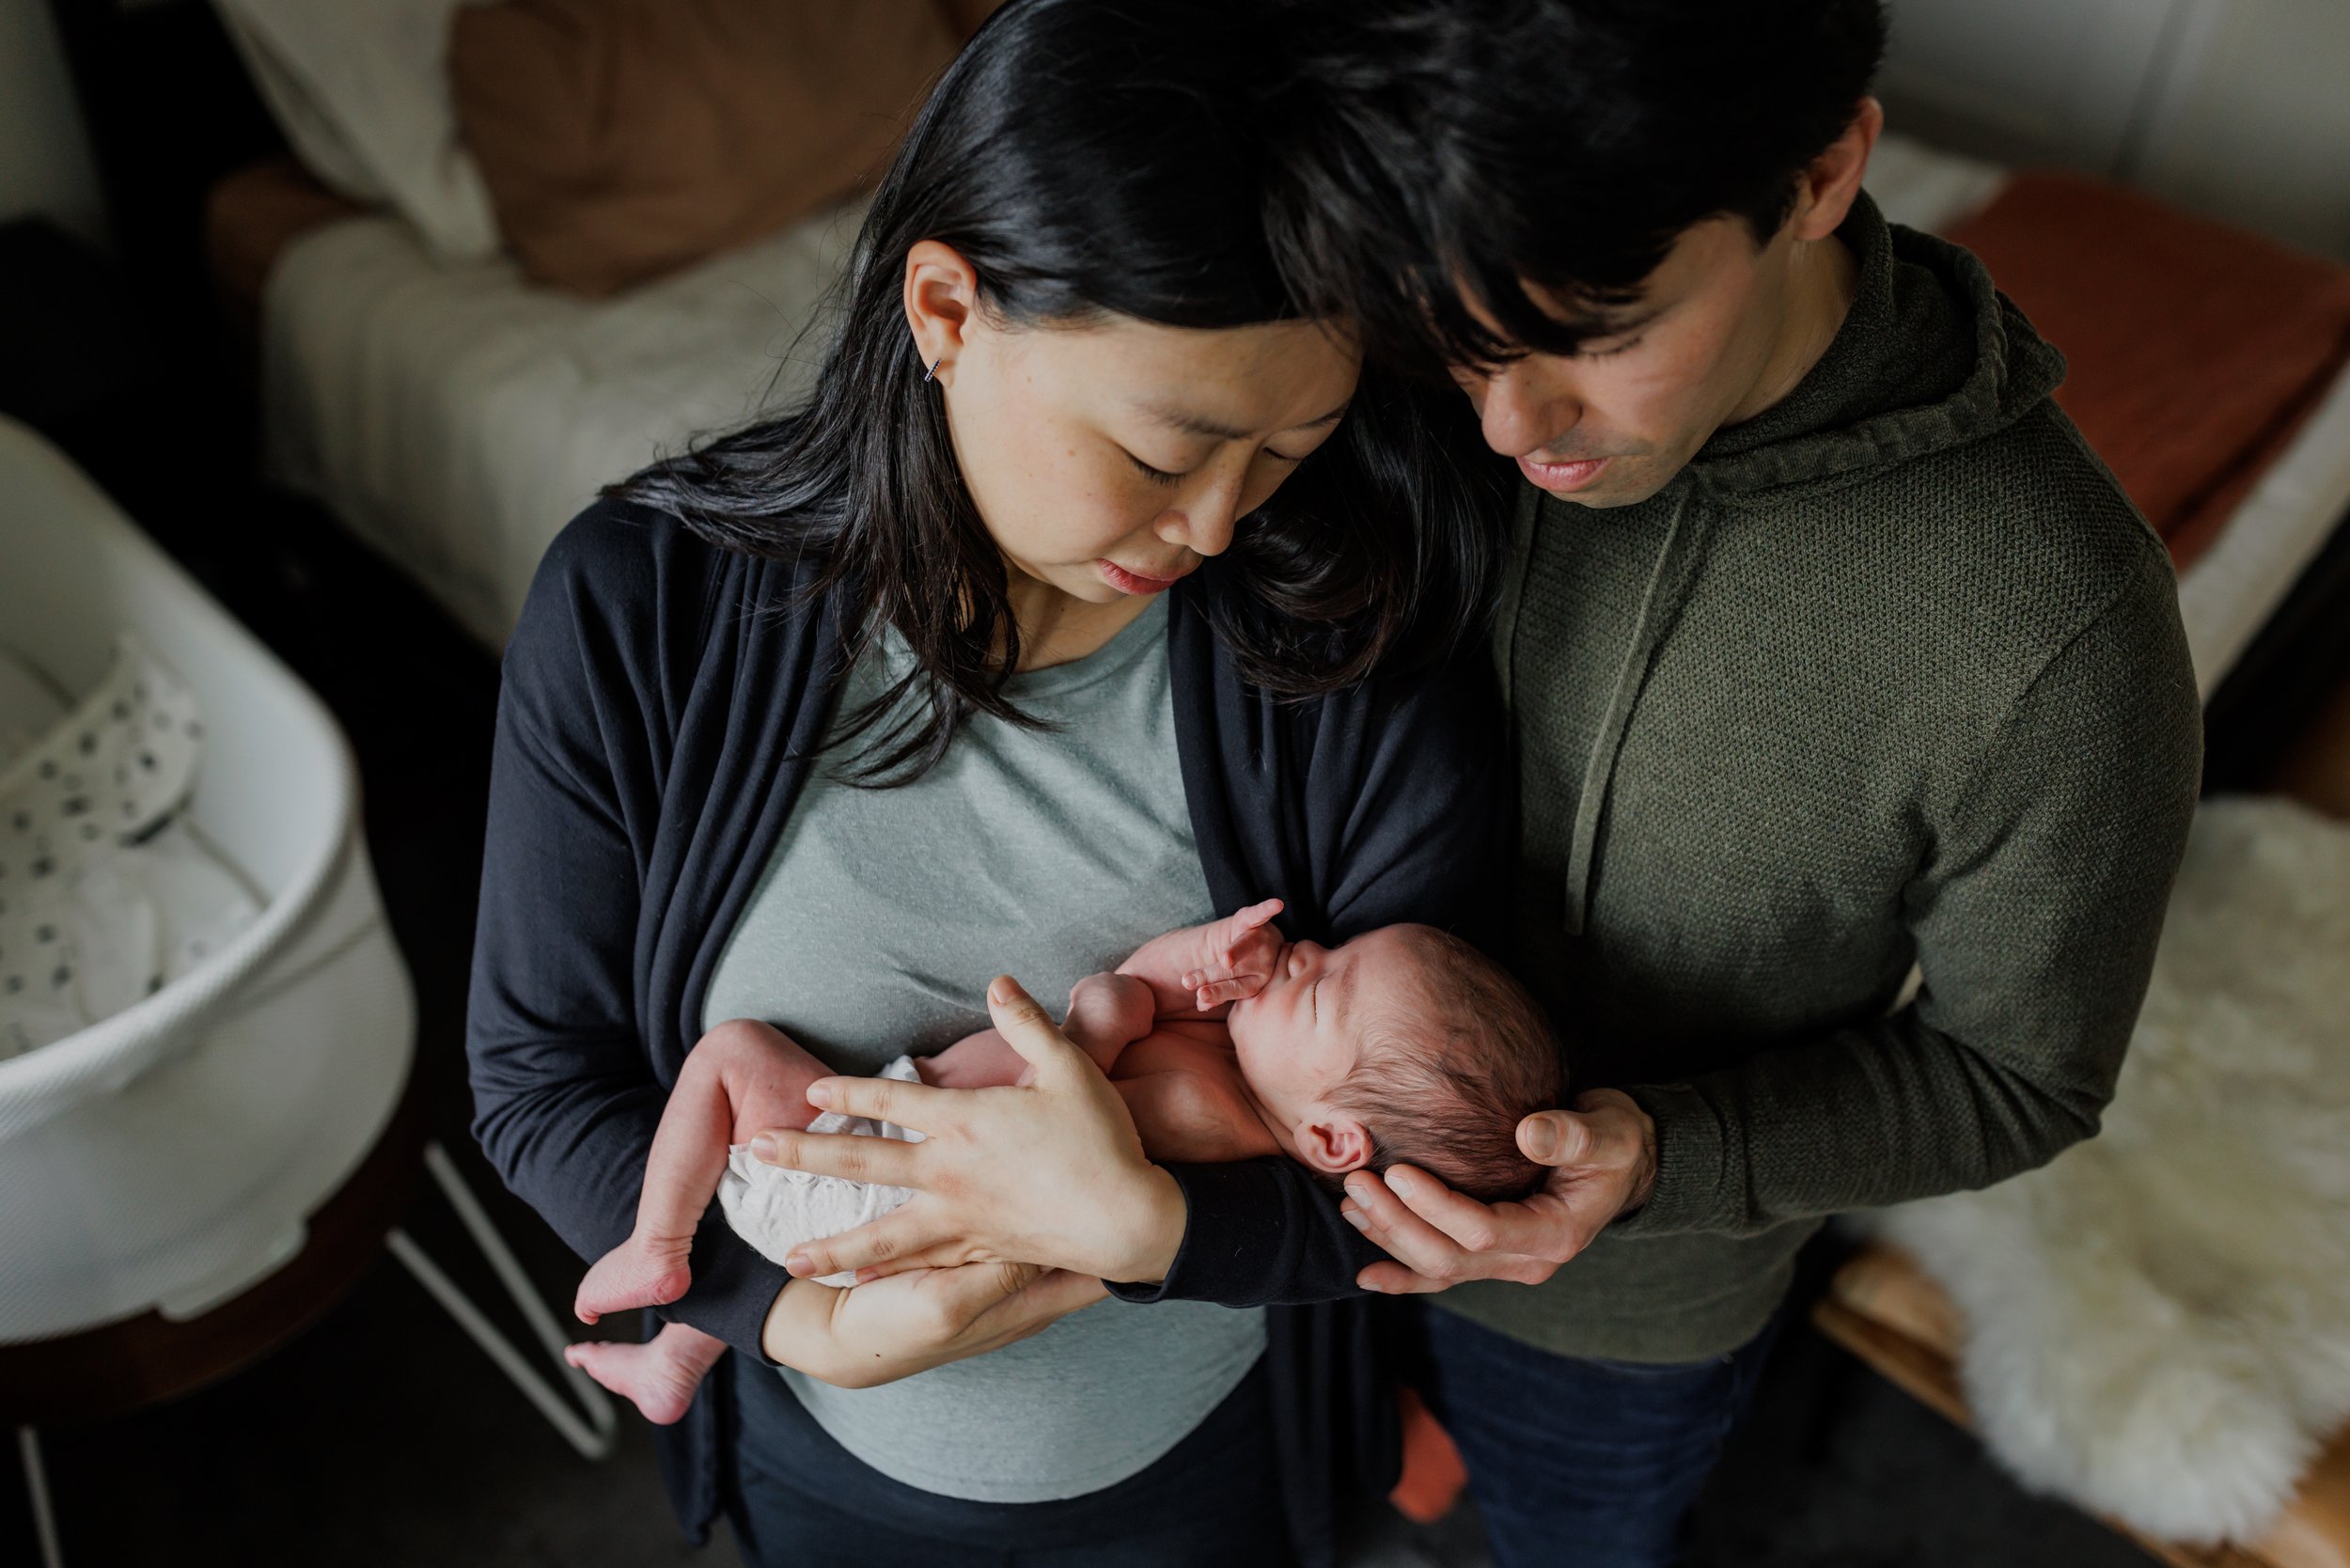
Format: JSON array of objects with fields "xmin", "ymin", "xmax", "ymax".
[{"xmin": 1298, "ymin": 1116, "xmax": 1372, "ymax": 1177}]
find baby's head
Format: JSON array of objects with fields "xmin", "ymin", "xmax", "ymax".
[{"xmin": 1226, "ymin": 923, "xmax": 1562, "ymax": 1201}]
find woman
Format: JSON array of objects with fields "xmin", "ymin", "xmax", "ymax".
[{"xmin": 465, "ymin": 2, "xmax": 1509, "ymax": 1562}]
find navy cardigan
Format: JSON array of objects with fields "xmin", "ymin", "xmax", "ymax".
[{"xmin": 466, "ymin": 501, "xmax": 1507, "ymax": 1563}]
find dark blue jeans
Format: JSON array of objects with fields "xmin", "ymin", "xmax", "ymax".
[
  {"xmin": 1414, "ymin": 1302, "xmax": 1780, "ymax": 1568},
  {"xmin": 721, "ymin": 1352, "xmax": 1291, "ymax": 1567}
]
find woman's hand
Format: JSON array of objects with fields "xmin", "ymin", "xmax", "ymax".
[
  {"xmin": 748, "ymin": 976, "xmax": 1189, "ymax": 1286},
  {"xmin": 761, "ymin": 1263, "xmax": 1107, "ymax": 1388},
  {"xmin": 1341, "ymin": 1089, "xmax": 1657, "ymax": 1293}
]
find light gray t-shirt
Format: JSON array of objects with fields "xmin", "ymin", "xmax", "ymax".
[{"xmin": 701, "ymin": 595, "xmax": 1266, "ymax": 1502}]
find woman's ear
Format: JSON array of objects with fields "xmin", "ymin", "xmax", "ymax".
[
  {"xmin": 903, "ymin": 239, "xmax": 980, "ymax": 387},
  {"xmin": 1297, "ymin": 1116, "xmax": 1373, "ymax": 1177}
]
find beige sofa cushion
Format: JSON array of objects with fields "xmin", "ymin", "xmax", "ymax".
[{"xmin": 449, "ymin": 0, "xmax": 957, "ymax": 296}]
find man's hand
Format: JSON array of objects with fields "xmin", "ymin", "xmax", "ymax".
[
  {"xmin": 760, "ymin": 1262, "xmax": 1107, "ymax": 1388},
  {"xmin": 1341, "ymin": 1089, "xmax": 1657, "ymax": 1294}
]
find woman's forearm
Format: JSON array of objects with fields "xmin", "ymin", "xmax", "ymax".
[
  {"xmin": 762, "ymin": 1266, "xmax": 1111, "ymax": 1387},
  {"xmin": 1118, "ymin": 1164, "xmax": 1189, "ymax": 1285}
]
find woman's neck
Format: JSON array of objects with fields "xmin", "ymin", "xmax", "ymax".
[{"xmin": 1005, "ymin": 571, "xmax": 1154, "ymax": 672}]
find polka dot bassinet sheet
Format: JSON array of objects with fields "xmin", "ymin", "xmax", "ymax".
[{"xmin": 0, "ymin": 635, "xmax": 260, "ymax": 1059}]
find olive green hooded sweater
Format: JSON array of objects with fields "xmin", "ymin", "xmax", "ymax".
[{"xmin": 1444, "ymin": 193, "xmax": 2203, "ymax": 1361}]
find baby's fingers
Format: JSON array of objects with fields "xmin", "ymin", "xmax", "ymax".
[{"xmin": 1193, "ymin": 975, "xmax": 1263, "ymax": 1008}]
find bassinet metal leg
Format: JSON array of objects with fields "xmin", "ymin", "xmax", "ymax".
[
  {"xmin": 387, "ymin": 1140, "xmax": 619, "ymax": 1462},
  {"xmin": 17, "ymin": 1427, "xmax": 62, "ymax": 1568}
]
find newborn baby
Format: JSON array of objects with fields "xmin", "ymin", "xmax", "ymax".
[{"xmin": 564, "ymin": 901, "xmax": 1559, "ymax": 1423}]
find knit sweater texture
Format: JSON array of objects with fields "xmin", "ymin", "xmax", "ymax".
[{"xmin": 1441, "ymin": 193, "xmax": 2204, "ymax": 1360}]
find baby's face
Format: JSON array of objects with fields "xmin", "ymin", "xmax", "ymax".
[{"xmin": 1227, "ymin": 926, "xmax": 1422, "ymax": 1132}]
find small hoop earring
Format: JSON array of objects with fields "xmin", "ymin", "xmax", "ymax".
[{"xmin": 923, "ymin": 354, "xmax": 942, "ymax": 384}]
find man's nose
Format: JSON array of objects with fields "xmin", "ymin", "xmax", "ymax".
[{"xmin": 1480, "ymin": 360, "xmax": 1581, "ymax": 459}]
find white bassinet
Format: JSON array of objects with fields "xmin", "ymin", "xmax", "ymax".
[
  {"xmin": 0, "ymin": 416, "xmax": 412, "ymax": 1339},
  {"xmin": 0, "ymin": 419, "xmax": 611, "ymax": 1565}
]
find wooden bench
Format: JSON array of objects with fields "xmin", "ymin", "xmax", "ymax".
[{"xmin": 1814, "ymin": 1244, "xmax": 2350, "ymax": 1568}]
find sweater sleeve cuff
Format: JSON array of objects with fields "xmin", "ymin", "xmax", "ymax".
[
  {"xmin": 1608, "ymin": 1082, "xmax": 1731, "ymax": 1239},
  {"xmin": 666, "ymin": 1203, "xmax": 794, "ymax": 1361},
  {"xmin": 1105, "ymin": 1161, "xmax": 1226, "ymax": 1305},
  {"xmin": 1103, "ymin": 1159, "xmax": 1378, "ymax": 1307}
]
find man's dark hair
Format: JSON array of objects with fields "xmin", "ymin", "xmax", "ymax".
[
  {"xmin": 1264, "ymin": 0, "xmax": 1889, "ymax": 372},
  {"xmin": 1329, "ymin": 926, "xmax": 1564, "ymax": 1202}
]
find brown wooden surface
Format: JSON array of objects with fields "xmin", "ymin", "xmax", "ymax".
[
  {"xmin": 2272, "ymin": 674, "xmax": 2350, "ymax": 819},
  {"xmin": 0, "ymin": 1059, "xmax": 428, "ymax": 1428},
  {"xmin": 1814, "ymin": 1246, "xmax": 2349, "ymax": 1568}
]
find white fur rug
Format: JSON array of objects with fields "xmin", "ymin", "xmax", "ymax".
[{"xmin": 1877, "ymin": 795, "xmax": 2350, "ymax": 1544}]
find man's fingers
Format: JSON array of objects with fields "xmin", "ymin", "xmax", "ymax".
[
  {"xmin": 1355, "ymin": 1259, "xmax": 1451, "ymax": 1295},
  {"xmin": 802, "ymin": 1073, "xmax": 948, "ymax": 1133},
  {"xmin": 1519, "ymin": 1094, "xmax": 1648, "ymax": 1168},
  {"xmin": 1380, "ymin": 1163, "xmax": 1523, "ymax": 1254},
  {"xmin": 1340, "ymin": 1168, "xmax": 1471, "ymax": 1279},
  {"xmin": 985, "ymin": 975, "xmax": 1085, "ymax": 1078},
  {"xmin": 753, "ymin": 1126, "xmax": 922, "ymax": 1188},
  {"xmin": 1568, "ymin": 1090, "xmax": 1653, "ymax": 1166},
  {"xmin": 1516, "ymin": 1109, "xmax": 1590, "ymax": 1167}
]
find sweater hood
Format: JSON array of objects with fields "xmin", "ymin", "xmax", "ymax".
[
  {"xmin": 1519, "ymin": 193, "xmax": 2067, "ymax": 940},
  {"xmin": 1684, "ymin": 190, "xmax": 2067, "ymax": 503}
]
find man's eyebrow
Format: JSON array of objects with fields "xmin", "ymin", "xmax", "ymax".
[
  {"xmin": 1515, "ymin": 274, "xmax": 1660, "ymax": 340},
  {"xmin": 1140, "ymin": 400, "xmax": 1352, "ymax": 441},
  {"xmin": 1564, "ymin": 305, "xmax": 1659, "ymax": 339}
]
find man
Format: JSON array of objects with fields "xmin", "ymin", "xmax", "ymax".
[{"xmin": 1267, "ymin": 2, "xmax": 2203, "ymax": 1561}]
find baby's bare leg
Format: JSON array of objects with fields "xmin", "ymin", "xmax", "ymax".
[
  {"xmin": 564, "ymin": 1323, "xmax": 728, "ymax": 1427},
  {"xmin": 573, "ymin": 1019, "xmax": 830, "ymax": 1324}
]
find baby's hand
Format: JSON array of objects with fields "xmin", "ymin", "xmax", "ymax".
[{"xmin": 1180, "ymin": 899, "xmax": 1285, "ymax": 1009}]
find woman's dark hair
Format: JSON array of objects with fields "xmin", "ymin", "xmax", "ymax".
[
  {"xmin": 1262, "ymin": 0, "xmax": 1889, "ymax": 370},
  {"xmin": 615, "ymin": 0, "xmax": 1507, "ymax": 783}
]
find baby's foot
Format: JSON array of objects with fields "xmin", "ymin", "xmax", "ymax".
[
  {"xmin": 573, "ymin": 1232, "xmax": 695, "ymax": 1324},
  {"xmin": 564, "ymin": 1336, "xmax": 716, "ymax": 1426}
]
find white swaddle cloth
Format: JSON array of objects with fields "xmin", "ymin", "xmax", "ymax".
[
  {"xmin": 716, "ymin": 1054, "xmax": 924, "ymax": 1288},
  {"xmin": 0, "ymin": 635, "xmax": 261, "ymax": 1059}
]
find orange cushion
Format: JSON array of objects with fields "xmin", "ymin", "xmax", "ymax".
[
  {"xmin": 449, "ymin": 0, "xmax": 958, "ymax": 297},
  {"xmin": 1949, "ymin": 171, "xmax": 2350, "ymax": 570}
]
